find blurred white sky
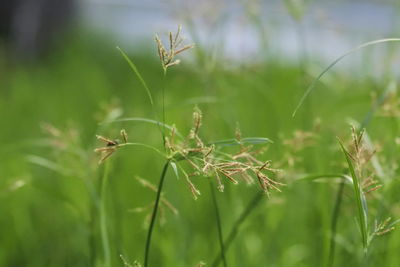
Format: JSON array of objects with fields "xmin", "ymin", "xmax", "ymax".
[{"xmin": 79, "ymin": 0, "xmax": 400, "ymax": 76}]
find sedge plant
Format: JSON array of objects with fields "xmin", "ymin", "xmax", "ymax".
[{"xmin": 94, "ymin": 25, "xmax": 284, "ymax": 266}]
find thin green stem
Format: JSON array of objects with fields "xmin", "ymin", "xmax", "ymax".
[
  {"xmin": 100, "ymin": 161, "xmax": 111, "ymax": 267},
  {"xmin": 161, "ymin": 71, "xmax": 167, "ymax": 150},
  {"xmin": 212, "ymin": 192, "xmax": 263, "ymax": 267},
  {"xmin": 209, "ymin": 180, "xmax": 227, "ymax": 267},
  {"xmin": 144, "ymin": 159, "xmax": 171, "ymax": 267},
  {"xmin": 327, "ymin": 180, "xmax": 345, "ymax": 267}
]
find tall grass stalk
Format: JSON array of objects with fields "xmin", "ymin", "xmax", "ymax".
[
  {"xmin": 100, "ymin": 161, "xmax": 111, "ymax": 267},
  {"xmin": 209, "ymin": 179, "xmax": 227, "ymax": 267},
  {"xmin": 144, "ymin": 159, "xmax": 170, "ymax": 267}
]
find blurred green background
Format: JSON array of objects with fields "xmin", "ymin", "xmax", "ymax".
[{"xmin": 1, "ymin": 0, "xmax": 400, "ymax": 266}]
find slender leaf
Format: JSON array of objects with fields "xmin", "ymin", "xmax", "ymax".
[
  {"xmin": 293, "ymin": 38, "xmax": 400, "ymax": 117},
  {"xmin": 170, "ymin": 161, "xmax": 179, "ymax": 179},
  {"xmin": 117, "ymin": 47, "xmax": 154, "ymax": 107},
  {"xmin": 101, "ymin": 117, "xmax": 183, "ymax": 138},
  {"xmin": 338, "ymin": 139, "xmax": 369, "ymax": 251},
  {"xmin": 295, "ymin": 173, "xmax": 352, "ymax": 183},
  {"xmin": 209, "ymin": 137, "xmax": 273, "ymax": 147}
]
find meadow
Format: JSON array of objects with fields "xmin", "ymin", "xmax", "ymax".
[{"xmin": 0, "ymin": 22, "xmax": 400, "ymax": 267}]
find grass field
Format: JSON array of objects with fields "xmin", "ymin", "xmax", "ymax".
[{"xmin": 1, "ymin": 24, "xmax": 400, "ymax": 267}]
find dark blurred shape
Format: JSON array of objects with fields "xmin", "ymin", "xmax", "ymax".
[{"xmin": 0, "ymin": 0, "xmax": 75, "ymax": 59}]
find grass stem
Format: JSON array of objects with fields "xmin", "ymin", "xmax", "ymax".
[
  {"xmin": 144, "ymin": 159, "xmax": 171, "ymax": 267},
  {"xmin": 100, "ymin": 161, "xmax": 111, "ymax": 267}
]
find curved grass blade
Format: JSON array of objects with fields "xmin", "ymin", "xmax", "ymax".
[
  {"xmin": 119, "ymin": 142, "xmax": 165, "ymax": 158},
  {"xmin": 117, "ymin": 47, "xmax": 154, "ymax": 107},
  {"xmin": 170, "ymin": 161, "xmax": 180, "ymax": 179},
  {"xmin": 26, "ymin": 155, "xmax": 72, "ymax": 176},
  {"xmin": 292, "ymin": 38, "xmax": 400, "ymax": 117},
  {"xmin": 209, "ymin": 137, "xmax": 273, "ymax": 147},
  {"xmin": 338, "ymin": 138, "xmax": 368, "ymax": 252},
  {"xmin": 295, "ymin": 173, "xmax": 352, "ymax": 183},
  {"xmin": 101, "ymin": 117, "xmax": 183, "ymax": 138}
]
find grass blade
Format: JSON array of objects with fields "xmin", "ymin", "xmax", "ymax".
[
  {"xmin": 209, "ymin": 137, "xmax": 273, "ymax": 147},
  {"xmin": 26, "ymin": 155, "xmax": 71, "ymax": 176},
  {"xmin": 292, "ymin": 38, "xmax": 400, "ymax": 117},
  {"xmin": 295, "ymin": 173, "xmax": 351, "ymax": 183},
  {"xmin": 117, "ymin": 47, "xmax": 154, "ymax": 107},
  {"xmin": 103, "ymin": 117, "xmax": 183, "ymax": 138},
  {"xmin": 338, "ymin": 139, "xmax": 368, "ymax": 251}
]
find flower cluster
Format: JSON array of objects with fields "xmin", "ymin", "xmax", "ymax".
[
  {"xmin": 155, "ymin": 25, "xmax": 194, "ymax": 72},
  {"xmin": 165, "ymin": 107, "xmax": 283, "ymax": 198}
]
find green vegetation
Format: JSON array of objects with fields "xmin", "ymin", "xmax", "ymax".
[{"xmin": 1, "ymin": 25, "xmax": 400, "ymax": 267}]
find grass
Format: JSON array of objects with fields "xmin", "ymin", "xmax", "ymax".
[{"xmin": 1, "ymin": 25, "xmax": 400, "ymax": 267}]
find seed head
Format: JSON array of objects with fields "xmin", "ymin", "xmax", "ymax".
[{"xmin": 155, "ymin": 25, "xmax": 194, "ymax": 72}]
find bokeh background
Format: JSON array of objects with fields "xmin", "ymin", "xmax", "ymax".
[{"xmin": 1, "ymin": 0, "xmax": 400, "ymax": 266}]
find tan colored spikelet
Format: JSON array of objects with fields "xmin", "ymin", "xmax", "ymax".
[
  {"xmin": 94, "ymin": 129, "xmax": 129, "ymax": 164},
  {"xmin": 155, "ymin": 25, "xmax": 194, "ymax": 72},
  {"xmin": 166, "ymin": 107, "xmax": 283, "ymax": 196}
]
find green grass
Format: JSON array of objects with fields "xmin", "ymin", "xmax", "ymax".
[{"xmin": 0, "ymin": 29, "xmax": 400, "ymax": 267}]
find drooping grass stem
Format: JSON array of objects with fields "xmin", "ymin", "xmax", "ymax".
[
  {"xmin": 211, "ymin": 192, "xmax": 263, "ymax": 267},
  {"xmin": 209, "ymin": 179, "xmax": 228, "ymax": 267},
  {"xmin": 100, "ymin": 160, "xmax": 111, "ymax": 267},
  {"xmin": 144, "ymin": 159, "xmax": 171, "ymax": 267}
]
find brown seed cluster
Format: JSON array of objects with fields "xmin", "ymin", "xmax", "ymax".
[
  {"xmin": 347, "ymin": 126, "xmax": 381, "ymax": 194},
  {"xmin": 374, "ymin": 217, "xmax": 396, "ymax": 236},
  {"xmin": 165, "ymin": 107, "xmax": 283, "ymax": 198},
  {"xmin": 155, "ymin": 25, "xmax": 194, "ymax": 72},
  {"xmin": 94, "ymin": 129, "xmax": 128, "ymax": 164}
]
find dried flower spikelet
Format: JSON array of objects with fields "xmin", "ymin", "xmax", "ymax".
[
  {"xmin": 94, "ymin": 129, "xmax": 128, "ymax": 164},
  {"xmin": 189, "ymin": 106, "xmax": 202, "ymax": 140},
  {"xmin": 155, "ymin": 25, "xmax": 194, "ymax": 71},
  {"xmin": 344, "ymin": 126, "xmax": 384, "ymax": 197},
  {"xmin": 375, "ymin": 217, "xmax": 396, "ymax": 236},
  {"xmin": 235, "ymin": 122, "xmax": 242, "ymax": 142},
  {"xmin": 120, "ymin": 254, "xmax": 141, "ymax": 267},
  {"xmin": 165, "ymin": 108, "xmax": 283, "ymax": 196},
  {"xmin": 41, "ymin": 122, "xmax": 61, "ymax": 137},
  {"xmin": 283, "ymin": 130, "xmax": 316, "ymax": 152},
  {"xmin": 184, "ymin": 173, "xmax": 201, "ymax": 200},
  {"xmin": 132, "ymin": 176, "xmax": 179, "ymax": 221},
  {"xmin": 195, "ymin": 261, "xmax": 206, "ymax": 267},
  {"xmin": 120, "ymin": 129, "xmax": 128, "ymax": 143},
  {"xmin": 40, "ymin": 122, "xmax": 80, "ymax": 149}
]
